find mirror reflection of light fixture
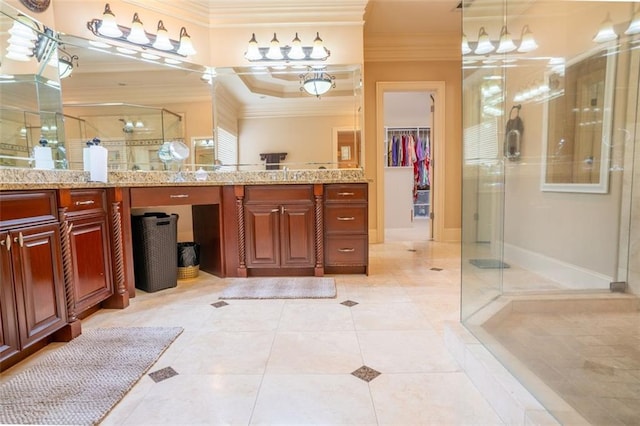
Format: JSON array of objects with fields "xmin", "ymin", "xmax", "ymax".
[
  {"xmin": 593, "ymin": 13, "xmax": 618, "ymax": 43},
  {"xmin": 626, "ymin": 8, "xmax": 640, "ymax": 35},
  {"xmin": 474, "ymin": 27, "xmax": 495, "ymax": 55},
  {"xmin": 463, "ymin": 25, "xmax": 538, "ymax": 56},
  {"xmin": 87, "ymin": 3, "xmax": 197, "ymax": 57},
  {"xmin": 517, "ymin": 25, "xmax": 538, "ymax": 52},
  {"xmin": 461, "ymin": 34, "xmax": 472, "ymax": 55},
  {"xmin": 496, "ymin": 26, "xmax": 517, "ymax": 54},
  {"xmin": 300, "ymin": 71, "xmax": 335, "ymax": 97},
  {"xmin": 58, "ymin": 54, "xmax": 78, "ymax": 79},
  {"xmin": 244, "ymin": 32, "xmax": 330, "ymax": 62}
]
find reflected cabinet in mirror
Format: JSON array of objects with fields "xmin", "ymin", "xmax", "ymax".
[{"xmin": 542, "ymin": 47, "xmax": 616, "ymax": 193}]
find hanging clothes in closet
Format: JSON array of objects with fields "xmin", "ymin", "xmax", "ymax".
[{"xmin": 385, "ymin": 127, "xmax": 431, "ymax": 198}]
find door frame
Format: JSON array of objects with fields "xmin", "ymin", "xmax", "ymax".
[{"xmin": 375, "ymin": 81, "xmax": 446, "ymax": 242}]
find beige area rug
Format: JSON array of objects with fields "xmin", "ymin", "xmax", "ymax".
[
  {"xmin": 0, "ymin": 327, "xmax": 183, "ymax": 425},
  {"xmin": 220, "ymin": 277, "xmax": 337, "ymax": 299}
]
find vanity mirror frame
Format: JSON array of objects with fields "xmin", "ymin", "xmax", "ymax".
[{"xmin": 540, "ymin": 46, "xmax": 617, "ymax": 194}]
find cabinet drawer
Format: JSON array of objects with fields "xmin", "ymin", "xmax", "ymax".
[
  {"xmin": 324, "ymin": 184, "xmax": 367, "ymax": 202},
  {"xmin": 68, "ymin": 189, "xmax": 106, "ymax": 214},
  {"xmin": 325, "ymin": 235, "xmax": 368, "ymax": 266},
  {"xmin": 324, "ymin": 205, "xmax": 367, "ymax": 233},
  {"xmin": 0, "ymin": 190, "xmax": 57, "ymax": 227},
  {"xmin": 130, "ymin": 186, "xmax": 221, "ymax": 207},
  {"xmin": 245, "ymin": 185, "xmax": 313, "ymax": 203}
]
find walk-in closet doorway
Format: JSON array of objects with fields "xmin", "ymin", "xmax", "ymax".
[{"xmin": 376, "ymin": 81, "xmax": 446, "ymax": 243}]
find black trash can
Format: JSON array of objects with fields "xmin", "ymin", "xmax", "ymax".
[
  {"xmin": 177, "ymin": 242, "xmax": 200, "ymax": 279},
  {"xmin": 131, "ymin": 212, "xmax": 178, "ymax": 292}
]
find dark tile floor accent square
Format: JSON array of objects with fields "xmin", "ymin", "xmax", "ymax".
[
  {"xmin": 351, "ymin": 365, "xmax": 381, "ymax": 382},
  {"xmin": 341, "ymin": 300, "xmax": 359, "ymax": 307},
  {"xmin": 430, "ymin": 267, "xmax": 443, "ymax": 271},
  {"xmin": 211, "ymin": 301, "xmax": 229, "ymax": 308},
  {"xmin": 148, "ymin": 366, "xmax": 178, "ymax": 383}
]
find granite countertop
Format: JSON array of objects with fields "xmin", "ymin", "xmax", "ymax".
[{"xmin": 0, "ymin": 168, "xmax": 367, "ymax": 190}]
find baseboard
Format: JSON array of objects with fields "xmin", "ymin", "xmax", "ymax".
[{"xmin": 504, "ymin": 242, "xmax": 612, "ymax": 290}]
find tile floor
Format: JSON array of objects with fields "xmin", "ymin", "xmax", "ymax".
[
  {"xmin": 485, "ymin": 308, "xmax": 640, "ymax": 426},
  {"xmin": 1, "ymin": 223, "xmax": 507, "ymax": 425}
]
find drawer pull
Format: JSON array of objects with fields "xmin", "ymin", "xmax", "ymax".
[
  {"xmin": 337, "ymin": 192, "xmax": 355, "ymax": 196},
  {"xmin": 1, "ymin": 234, "xmax": 10, "ymax": 251},
  {"xmin": 337, "ymin": 216, "xmax": 355, "ymax": 221},
  {"xmin": 13, "ymin": 232, "xmax": 24, "ymax": 247},
  {"xmin": 169, "ymin": 194, "xmax": 189, "ymax": 198},
  {"xmin": 74, "ymin": 200, "xmax": 95, "ymax": 206},
  {"xmin": 338, "ymin": 248, "xmax": 355, "ymax": 253}
]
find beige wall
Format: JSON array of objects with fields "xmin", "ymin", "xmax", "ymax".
[
  {"xmin": 238, "ymin": 115, "xmax": 355, "ymax": 169},
  {"xmin": 364, "ymin": 60, "xmax": 462, "ymax": 241}
]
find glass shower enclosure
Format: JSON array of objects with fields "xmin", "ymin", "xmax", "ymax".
[{"xmin": 461, "ymin": 1, "xmax": 640, "ymax": 424}]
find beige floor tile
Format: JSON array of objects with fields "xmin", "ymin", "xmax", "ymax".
[
  {"xmin": 369, "ymin": 372, "xmax": 504, "ymax": 425},
  {"xmin": 250, "ymin": 374, "xmax": 377, "ymax": 425},
  {"xmin": 357, "ymin": 330, "xmax": 461, "ymax": 373},
  {"xmin": 113, "ymin": 374, "xmax": 262, "ymax": 425},
  {"xmin": 266, "ymin": 331, "xmax": 363, "ymax": 374}
]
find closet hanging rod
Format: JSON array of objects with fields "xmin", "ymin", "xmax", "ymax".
[{"xmin": 385, "ymin": 127, "xmax": 430, "ymax": 131}]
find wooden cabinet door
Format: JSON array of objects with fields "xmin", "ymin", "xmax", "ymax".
[
  {"xmin": 68, "ymin": 215, "xmax": 113, "ymax": 313},
  {"xmin": 245, "ymin": 204, "xmax": 280, "ymax": 267},
  {"xmin": 11, "ymin": 224, "xmax": 66, "ymax": 351},
  {"xmin": 0, "ymin": 231, "xmax": 20, "ymax": 364},
  {"xmin": 280, "ymin": 203, "xmax": 315, "ymax": 267}
]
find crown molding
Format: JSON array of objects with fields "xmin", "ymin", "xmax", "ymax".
[
  {"xmin": 124, "ymin": 0, "xmax": 368, "ymax": 28},
  {"xmin": 364, "ymin": 33, "xmax": 461, "ymax": 62},
  {"xmin": 241, "ymin": 98, "xmax": 355, "ymax": 119}
]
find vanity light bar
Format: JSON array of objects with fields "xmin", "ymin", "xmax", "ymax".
[
  {"xmin": 87, "ymin": 4, "xmax": 196, "ymax": 57},
  {"xmin": 244, "ymin": 32, "xmax": 330, "ymax": 62}
]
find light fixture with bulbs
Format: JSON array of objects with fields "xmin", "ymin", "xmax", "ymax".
[
  {"xmin": 593, "ymin": 8, "xmax": 640, "ymax": 43},
  {"xmin": 245, "ymin": 32, "xmax": 330, "ymax": 62},
  {"xmin": 87, "ymin": 3, "xmax": 197, "ymax": 57},
  {"xmin": 300, "ymin": 70, "xmax": 335, "ymax": 97},
  {"xmin": 5, "ymin": 14, "xmax": 57, "ymax": 63},
  {"xmin": 463, "ymin": 25, "xmax": 538, "ymax": 56}
]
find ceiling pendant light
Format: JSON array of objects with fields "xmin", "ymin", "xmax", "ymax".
[
  {"xmin": 126, "ymin": 13, "xmax": 150, "ymax": 44},
  {"xmin": 593, "ymin": 13, "xmax": 618, "ymax": 43},
  {"xmin": 474, "ymin": 27, "xmax": 495, "ymax": 55},
  {"xmin": 496, "ymin": 26, "xmax": 517, "ymax": 53},
  {"xmin": 97, "ymin": 3, "xmax": 123, "ymax": 38},
  {"xmin": 301, "ymin": 71, "xmax": 335, "ymax": 97}
]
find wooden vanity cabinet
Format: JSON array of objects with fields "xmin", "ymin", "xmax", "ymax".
[
  {"xmin": 0, "ymin": 191, "xmax": 67, "ymax": 370},
  {"xmin": 244, "ymin": 185, "xmax": 315, "ymax": 270},
  {"xmin": 324, "ymin": 183, "xmax": 369, "ymax": 274},
  {"xmin": 60, "ymin": 189, "xmax": 113, "ymax": 315}
]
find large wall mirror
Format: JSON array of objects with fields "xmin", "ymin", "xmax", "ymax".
[
  {"xmin": 2, "ymin": 17, "xmax": 363, "ymax": 172},
  {"xmin": 541, "ymin": 47, "xmax": 616, "ymax": 193}
]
